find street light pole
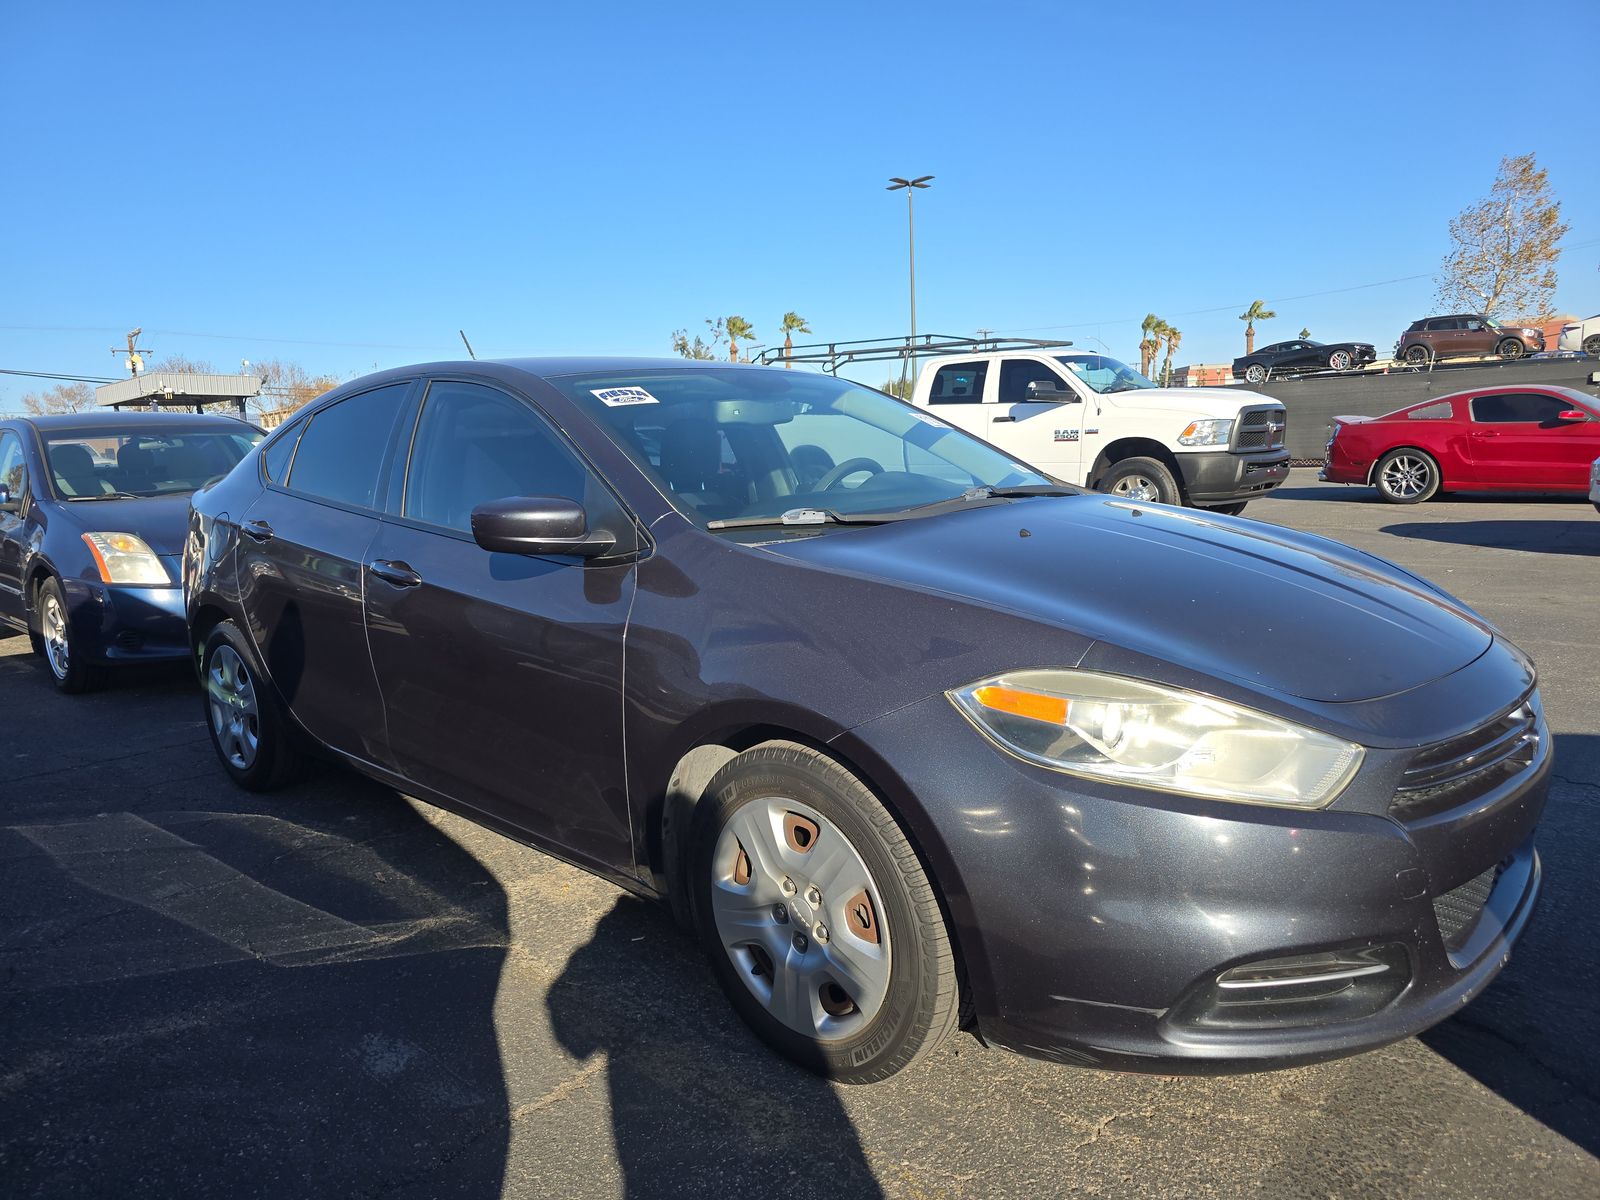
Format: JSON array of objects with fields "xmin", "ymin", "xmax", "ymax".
[{"xmin": 887, "ymin": 175, "xmax": 933, "ymax": 390}]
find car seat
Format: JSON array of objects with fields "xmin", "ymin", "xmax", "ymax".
[{"xmin": 51, "ymin": 444, "xmax": 111, "ymax": 498}]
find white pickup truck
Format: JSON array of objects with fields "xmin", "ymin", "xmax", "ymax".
[{"xmin": 909, "ymin": 350, "xmax": 1290, "ymax": 512}]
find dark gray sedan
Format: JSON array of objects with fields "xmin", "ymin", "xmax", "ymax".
[{"xmin": 185, "ymin": 359, "xmax": 1546, "ymax": 1082}]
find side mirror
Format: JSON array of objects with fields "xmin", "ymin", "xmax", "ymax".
[
  {"xmin": 1559, "ymin": 409, "xmax": 1592, "ymax": 422},
  {"xmin": 1025, "ymin": 381, "xmax": 1080, "ymax": 403},
  {"xmin": 470, "ymin": 496, "xmax": 617, "ymax": 558}
]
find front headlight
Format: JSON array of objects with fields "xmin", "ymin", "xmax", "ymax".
[
  {"xmin": 82, "ymin": 532, "xmax": 171, "ymax": 585},
  {"xmin": 949, "ymin": 669, "xmax": 1364, "ymax": 808},
  {"xmin": 1177, "ymin": 418, "xmax": 1233, "ymax": 446}
]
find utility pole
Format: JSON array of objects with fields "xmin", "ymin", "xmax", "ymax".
[
  {"xmin": 110, "ymin": 327, "xmax": 152, "ymax": 377},
  {"xmin": 886, "ymin": 176, "xmax": 933, "ymax": 388}
]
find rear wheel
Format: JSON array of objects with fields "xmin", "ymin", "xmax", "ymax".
[
  {"xmin": 1584, "ymin": 335, "xmax": 1600, "ymax": 357},
  {"xmin": 1404, "ymin": 344, "xmax": 1431, "ymax": 366},
  {"xmin": 1497, "ymin": 337, "xmax": 1526, "ymax": 360},
  {"xmin": 35, "ymin": 577, "xmax": 104, "ymax": 694},
  {"xmin": 1100, "ymin": 457, "xmax": 1182, "ymax": 506},
  {"xmin": 1374, "ymin": 449, "xmax": 1440, "ymax": 504},
  {"xmin": 691, "ymin": 742, "xmax": 959, "ymax": 1083},
  {"xmin": 201, "ymin": 620, "xmax": 310, "ymax": 791},
  {"xmin": 1328, "ymin": 349, "xmax": 1354, "ymax": 371}
]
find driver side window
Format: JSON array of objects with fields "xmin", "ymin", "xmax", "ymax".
[
  {"xmin": 998, "ymin": 359, "xmax": 1069, "ymax": 404},
  {"xmin": 0, "ymin": 433, "xmax": 26, "ymax": 509}
]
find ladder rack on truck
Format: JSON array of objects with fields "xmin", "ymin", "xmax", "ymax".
[{"xmin": 752, "ymin": 334, "xmax": 1073, "ymax": 375}]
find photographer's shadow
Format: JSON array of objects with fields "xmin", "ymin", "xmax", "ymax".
[{"xmin": 547, "ymin": 897, "xmax": 884, "ymax": 1199}]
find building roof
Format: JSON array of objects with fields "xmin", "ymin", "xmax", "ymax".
[
  {"xmin": 7, "ymin": 410, "xmax": 261, "ymax": 433},
  {"xmin": 95, "ymin": 371, "xmax": 261, "ymax": 409}
]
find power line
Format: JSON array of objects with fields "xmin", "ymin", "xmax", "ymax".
[
  {"xmin": 0, "ymin": 368, "xmax": 119, "ymax": 383},
  {"xmin": 0, "ymin": 324, "xmax": 450, "ymax": 352}
]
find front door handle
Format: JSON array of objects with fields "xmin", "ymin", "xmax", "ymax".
[
  {"xmin": 368, "ymin": 559, "xmax": 422, "ymax": 588},
  {"xmin": 992, "ymin": 415, "xmax": 1015, "ymax": 423},
  {"xmin": 241, "ymin": 519, "xmax": 274, "ymax": 542},
  {"xmin": 1471, "ymin": 430, "xmax": 1500, "ymax": 438}
]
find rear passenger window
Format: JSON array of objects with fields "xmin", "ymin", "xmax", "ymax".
[
  {"xmin": 402, "ymin": 381, "xmax": 590, "ymax": 533},
  {"xmin": 1406, "ymin": 402, "xmax": 1453, "ymax": 420},
  {"xmin": 260, "ymin": 418, "xmax": 304, "ymax": 483},
  {"xmin": 928, "ymin": 361, "xmax": 988, "ymax": 404},
  {"xmin": 286, "ymin": 384, "xmax": 409, "ymax": 508},
  {"xmin": 1470, "ymin": 393, "xmax": 1570, "ymax": 424}
]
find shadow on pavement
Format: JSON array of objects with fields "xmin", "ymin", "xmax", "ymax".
[
  {"xmin": 547, "ymin": 896, "xmax": 884, "ymax": 1200},
  {"xmin": 0, "ymin": 689, "xmax": 513, "ymax": 1199},
  {"xmin": 1420, "ymin": 732, "xmax": 1600, "ymax": 1155},
  {"xmin": 1271, "ymin": 484, "xmax": 1594, "ymax": 507},
  {"xmin": 1379, "ymin": 520, "xmax": 1600, "ymax": 556}
]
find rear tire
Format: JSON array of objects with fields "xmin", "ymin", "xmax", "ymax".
[
  {"xmin": 1100, "ymin": 457, "xmax": 1182, "ymax": 506},
  {"xmin": 1497, "ymin": 338, "xmax": 1526, "ymax": 360},
  {"xmin": 1374, "ymin": 449, "xmax": 1440, "ymax": 504},
  {"xmin": 1403, "ymin": 344, "xmax": 1431, "ymax": 366},
  {"xmin": 35, "ymin": 577, "xmax": 105, "ymax": 694},
  {"xmin": 690, "ymin": 742, "xmax": 959, "ymax": 1083},
  {"xmin": 200, "ymin": 619, "xmax": 310, "ymax": 791},
  {"xmin": 1584, "ymin": 335, "xmax": 1600, "ymax": 357}
]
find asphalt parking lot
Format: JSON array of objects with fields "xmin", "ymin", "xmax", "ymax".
[{"xmin": 2, "ymin": 471, "xmax": 1597, "ymax": 1200}]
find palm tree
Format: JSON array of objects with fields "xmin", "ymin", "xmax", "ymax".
[
  {"xmin": 779, "ymin": 312, "xmax": 811, "ymax": 367},
  {"xmin": 725, "ymin": 316, "xmax": 755, "ymax": 362},
  {"xmin": 1239, "ymin": 300, "xmax": 1276, "ymax": 355},
  {"xmin": 1139, "ymin": 313, "xmax": 1162, "ymax": 376},
  {"xmin": 1161, "ymin": 324, "xmax": 1183, "ymax": 386},
  {"xmin": 1299, "ymin": 326, "xmax": 1311, "ymax": 340}
]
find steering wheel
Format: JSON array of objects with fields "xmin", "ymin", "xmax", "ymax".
[{"xmin": 814, "ymin": 457, "xmax": 885, "ymax": 491}]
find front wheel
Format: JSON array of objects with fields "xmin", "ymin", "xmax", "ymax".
[
  {"xmin": 1584, "ymin": 335, "xmax": 1600, "ymax": 357},
  {"xmin": 1374, "ymin": 449, "xmax": 1440, "ymax": 504},
  {"xmin": 1328, "ymin": 349, "xmax": 1354, "ymax": 371},
  {"xmin": 1100, "ymin": 457, "xmax": 1182, "ymax": 506},
  {"xmin": 1497, "ymin": 338, "xmax": 1526, "ymax": 360},
  {"xmin": 1243, "ymin": 362, "xmax": 1267, "ymax": 384},
  {"xmin": 1208, "ymin": 501, "xmax": 1249, "ymax": 516},
  {"xmin": 691, "ymin": 742, "xmax": 959, "ymax": 1083},
  {"xmin": 35, "ymin": 577, "xmax": 104, "ymax": 694},
  {"xmin": 201, "ymin": 620, "xmax": 310, "ymax": 791}
]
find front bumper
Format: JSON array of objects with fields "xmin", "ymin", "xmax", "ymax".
[
  {"xmin": 1177, "ymin": 449, "xmax": 1290, "ymax": 504},
  {"xmin": 838, "ymin": 668, "xmax": 1548, "ymax": 1074},
  {"xmin": 60, "ymin": 576, "xmax": 189, "ymax": 665}
]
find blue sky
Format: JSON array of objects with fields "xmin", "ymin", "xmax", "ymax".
[{"xmin": 4, "ymin": 0, "xmax": 1597, "ymax": 409}]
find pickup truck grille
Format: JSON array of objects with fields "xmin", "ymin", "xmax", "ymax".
[
  {"xmin": 1391, "ymin": 700, "xmax": 1541, "ymax": 822},
  {"xmin": 1235, "ymin": 407, "xmax": 1286, "ymax": 452}
]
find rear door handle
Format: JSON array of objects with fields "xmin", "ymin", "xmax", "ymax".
[
  {"xmin": 368, "ymin": 559, "xmax": 422, "ymax": 588},
  {"xmin": 241, "ymin": 519, "xmax": 274, "ymax": 542},
  {"xmin": 992, "ymin": 415, "xmax": 1015, "ymax": 423}
]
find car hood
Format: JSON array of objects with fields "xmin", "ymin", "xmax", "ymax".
[
  {"xmin": 761, "ymin": 496, "xmax": 1492, "ymax": 703},
  {"xmin": 1098, "ymin": 387, "xmax": 1270, "ymax": 420},
  {"xmin": 49, "ymin": 494, "xmax": 192, "ymax": 555}
]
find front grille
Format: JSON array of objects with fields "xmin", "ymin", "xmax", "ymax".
[
  {"xmin": 1391, "ymin": 701, "xmax": 1540, "ymax": 821},
  {"xmin": 1235, "ymin": 406, "xmax": 1287, "ymax": 451},
  {"xmin": 1432, "ymin": 859, "xmax": 1508, "ymax": 952}
]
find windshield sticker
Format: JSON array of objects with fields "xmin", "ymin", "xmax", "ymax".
[{"xmin": 591, "ymin": 386, "xmax": 660, "ymax": 407}]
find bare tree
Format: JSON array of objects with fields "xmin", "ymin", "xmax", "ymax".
[
  {"xmin": 671, "ymin": 318, "xmax": 726, "ymax": 360},
  {"xmin": 1435, "ymin": 153, "xmax": 1569, "ymax": 319},
  {"xmin": 22, "ymin": 382, "xmax": 97, "ymax": 416},
  {"xmin": 253, "ymin": 358, "xmax": 342, "ymax": 414},
  {"xmin": 146, "ymin": 354, "xmax": 216, "ymax": 374}
]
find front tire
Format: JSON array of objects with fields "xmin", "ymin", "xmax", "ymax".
[
  {"xmin": 690, "ymin": 742, "xmax": 959, "ymax": 1083},
  {"xmin": 1584, "ymin": 335, "xmax": 1600, "ymax": 357},
  {"xmin": 1497, "ymin": 338, "xmax": 1526, "ymax": 360},
  {"xmin": 1208, "ymin": 502, "xmax": 1249, "ymax": 516},
  {"xmin": 1374, "ymin": 449, "xmax": 1440, "ymax": 504},
  {"xmin": 35, "ymin": 577, "xmax": 104, "ymax": 694},
  {"xmin": 1243, "ymin": 362, "xmax": 1267, "ymax": 384},
  {"xmin": 200, "ymin": 620, "xmax": 309, "ymax": 791},
  {"xmin": 1100, "ymin": 457, "xmax": 1182, "ymax": 506},
  {"xmin": 1328, "ymin": 349, "xmax": 1354, "ymax": 371}
]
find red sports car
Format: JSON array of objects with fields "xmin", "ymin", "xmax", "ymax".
[{"xmin": 1321, "ymin": 385, "xmax": 1600, "ymax": 503}]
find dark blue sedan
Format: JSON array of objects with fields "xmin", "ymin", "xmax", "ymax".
[{"xmin": 0, "ymin": 411, "xmax": 261, "ymax": 691}]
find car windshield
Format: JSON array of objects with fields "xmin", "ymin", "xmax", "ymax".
[
  {"xmin": 44, "ymin": 427, "xmax": 262, "ymax": 499},
  {"xmin": 1053, "ymin": 354, "xmax": 1156, "ymax": 394},
  {"xmin": 547, "ymin": 367, "xmax": 1052, "ymax": 527}
]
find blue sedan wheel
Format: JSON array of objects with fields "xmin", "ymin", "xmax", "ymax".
[{"xmin": 35, "ymin": 577, "xmax": 104, "ymax": 694}]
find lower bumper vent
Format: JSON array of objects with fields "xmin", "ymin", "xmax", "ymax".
[{"xmin": 1433, "ymin": 860, "xmax": 1507, "ymax": 952}]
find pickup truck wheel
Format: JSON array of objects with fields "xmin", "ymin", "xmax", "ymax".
[
  {"xmin": 1403, "ymin": 344, "xmax": 1431, "ymax": 366},
  {"xmin": 1497, "ymin": 338, "xmax": 1526, "ymax": 360},
  {"xmin": 1208, "ymin": 502, "xmax": 1248, "ymax": 516},
  {"xmin": 1243, "ymin": 363, "xmax": 1267, "ymax": 384},
  {"xmin": 1101, "ymin": 457, "xmax": 1181, "ymax": 506},
  {"xmin": 1374, "ymin": 449, "xmax": 1440, "ymax": 504},
  {"xmin": 1328, "ymin": 349, "xmax": 1354, "ymax": 371}
]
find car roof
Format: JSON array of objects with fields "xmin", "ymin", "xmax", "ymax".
[
  {"xmin": 1385, "ymin": 385, "xmax": 1597, "ymax": 416},
  {"xmin": 9, "ymin": 410, "xmax": 262, "ymax": 435}
]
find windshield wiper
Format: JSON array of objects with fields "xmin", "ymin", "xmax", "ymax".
[
  {"xmin": 846, "ymin": 484, "xmax": 1082, "ymax": 524},
  {"xmin": 707, "ymin": 507, "xmax": 892, "ymax": 530},
  {"xmin": 65, "ymin": 491, "xmax": 145, "ymax": 502}
]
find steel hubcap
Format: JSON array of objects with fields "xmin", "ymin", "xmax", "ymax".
[
  {"xmin": 42, "ymin": 594, "xmax": 70, "ymax": 679},
  {"xmin": 207, "ymin": 645, "xmax": 261, "ymax": 770},
  {"xmin": 1382, "ymin": 456, "xmax": 1430, "ymax": 497},
  {"xmin": 1112, "ymin": 476, "xmax": 1159, "ymax": 503},
  {"xmin": 711, "ymin": 797, "xmax": 890, "ymax": 1041}
]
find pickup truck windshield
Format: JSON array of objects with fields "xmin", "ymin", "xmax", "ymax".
[
  {"xmin": 549, "ymin": 368, "xmax": 1050, "ymax": 527},
  {"xmin": 45, "ymin": 428, "xmax": 262, "ymax": 499},
  {"xmin": 1054, "ymin": 354, "xmax": 1156, "ymax": 395}
]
